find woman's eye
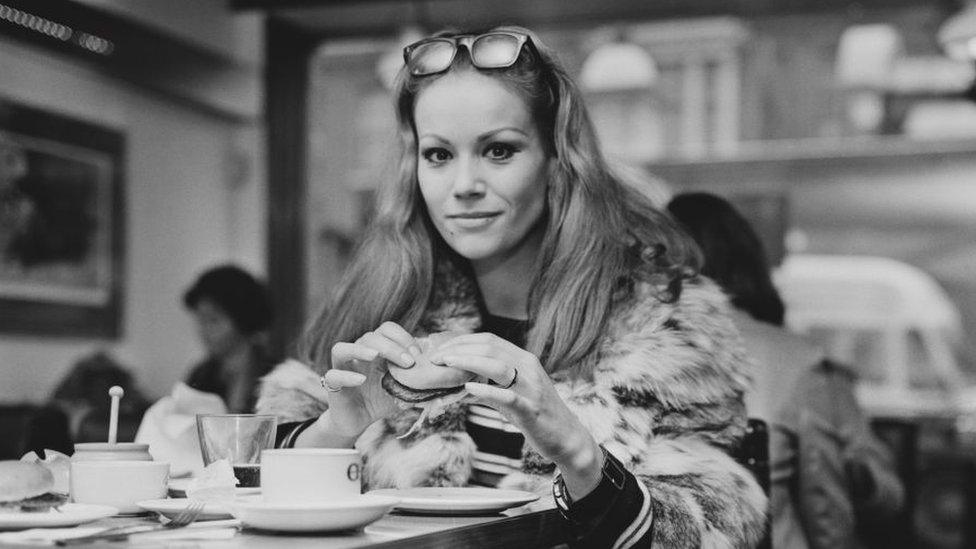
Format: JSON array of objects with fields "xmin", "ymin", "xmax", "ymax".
[
  {"xmin": 485, "ymin": 143, "xmax": 517, "ymax": 161},
  {"xmin": 421, "ymin": 148, "xmax": 451, "ymax": 164}
]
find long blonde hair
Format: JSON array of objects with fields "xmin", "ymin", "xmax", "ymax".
[{"xmin": 302, "ymin": 26, "xmax": 700, "ymax": 378}]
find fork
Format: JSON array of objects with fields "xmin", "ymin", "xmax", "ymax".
[
  {"xmin": 55, "ymin": 501, "xmax": 206, "ymax": 546},
  {"xmin": 161, "ymin": 501, "xmax": 207, "ymax": 528}
]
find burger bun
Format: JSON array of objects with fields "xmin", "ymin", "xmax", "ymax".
[
  {"xmin": 0, "ymin": 461, "xmax": 54, "ymax": 503},
  {"xmin": 388, "ymin": 331, "xmax": 476, "ymax": 390}
]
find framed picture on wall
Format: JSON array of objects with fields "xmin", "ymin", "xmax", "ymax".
[{"xmin": 0, "ymin": 97, "xmax": 125, "ymax": 337}]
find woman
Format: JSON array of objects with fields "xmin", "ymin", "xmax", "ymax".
[
  {"xmin": 258, "ymin": 28, "xmax": 766, "ymax": 547},
  {"xmin": 183, "ymin": 264, "xmax": 275, "ymax": 413},
  {"xmin": 667, "ymin": 192, "xmax": 904, "ymax": 549}
]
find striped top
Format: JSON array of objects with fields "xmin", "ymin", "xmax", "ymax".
[
  {"xmin": 466, "ymin": 403, "xmax": 524, "ymax": 487},
  {"xmin": 466, "ymin": 313, "xmax": 528, "ymax": 487}
]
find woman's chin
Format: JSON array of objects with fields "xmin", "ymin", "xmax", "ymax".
[{"xmin": 447, "ymin": 242, "xmax": 505, "ymax": 263}]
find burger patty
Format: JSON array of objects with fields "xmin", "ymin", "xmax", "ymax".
[
  {"xmin": 0, "ymin": 492, "xmax": 69, "ymax": 513},
  {"xmin": 381, "ymin": 371, "xmax": 465, "ymax": 403}
]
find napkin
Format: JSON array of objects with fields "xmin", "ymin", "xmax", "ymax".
[
  {"xmin": 185, "ymin": 459, "xmax": 238, "ymax": 504},
  {"xmin": 134, "ymin": 382, "xmax": 227, "ymax": 477},
  {"xmin": 0, "ymin": 522, "xmax": 240, "ymax": 546},
  {"xmin": 20, "ymin": 450, "xmax": 71, "ymax": 494}
]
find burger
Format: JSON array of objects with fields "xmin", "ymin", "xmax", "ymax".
[
  {"xmin": 0, "ymin": 461, "xmax": 68, "ymax": 513},
  {"xmin": 380, "ymin": 331, "xmax": 477, "ymax": 404},
  {"xmin": 380, "ymin": 332, "xmax": 477, "ymax": 437}
]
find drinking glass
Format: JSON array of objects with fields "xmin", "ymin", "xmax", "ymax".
[{"xmin": 196, "ymin": 414, "xmax": 277, "ymax": 488}]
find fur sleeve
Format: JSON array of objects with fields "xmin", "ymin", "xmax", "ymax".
[
  {"xmin": 502, "ymin": 277, "xmax": 768, "ymax": 547},
  {"xmin": 603, "ymin": 278, "xmax": 766, "ymax": 547},
  {"xmin": 254, "ymin": 359, "xmax": 329, "ymax": 423}
]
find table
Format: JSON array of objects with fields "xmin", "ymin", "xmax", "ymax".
[{"xmin": 1, "ymin": 509, "xmax": 570, "ymax": 549}]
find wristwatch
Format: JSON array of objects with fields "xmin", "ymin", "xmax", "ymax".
[{"xmin": 552, "ymin": 444, "xmax": 628, "ymax": 526}]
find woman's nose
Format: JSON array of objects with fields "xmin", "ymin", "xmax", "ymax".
[{"xmin": 452, "ymin": 158, "xmax": 486, "ymax": 198}]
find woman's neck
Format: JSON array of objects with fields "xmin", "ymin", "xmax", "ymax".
[{"xmin": 471, "ymin": 228, "xmax": 542, "ymax": 320}]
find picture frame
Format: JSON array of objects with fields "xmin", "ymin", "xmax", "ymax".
[{"xmin": 0, "ymin": 97, "xmax": 125, "ymax": 337}]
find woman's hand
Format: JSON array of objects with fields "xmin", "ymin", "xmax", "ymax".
[
  {"xmin": 297, "ymin": 322, "xmax": 420, "ymax": 447},
  {"xmin": 429, "ymin": 333, "xmax": 604, "ymax": 498}
]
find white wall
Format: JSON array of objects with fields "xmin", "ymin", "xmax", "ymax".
[{"xmin": 0, "ymin": 35, "xmax": 266, "ymax": 403}]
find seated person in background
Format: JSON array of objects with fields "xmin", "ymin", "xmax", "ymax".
[
  {"xmin": 667, "ymin": 192, "xmax": 905, "ymax": 549},
  {"xmin": 183, "ymin": 265, "xmax": 276, "ymax": 413},
  {"xmin": 49, "ymin": 350, "xmax": 148, "ymax": 443}
]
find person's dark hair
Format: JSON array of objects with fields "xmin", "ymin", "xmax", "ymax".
[
  {"xmin": 50, "ymin": 350, "xmax": 147, "ymax": 412},
  {"xmin": 667, "ymin": 193, "xmax": 785, "ymax": 326},
  {"xmin": 183, "ymin": 265, "xmax": 273, "ymax": 335}
]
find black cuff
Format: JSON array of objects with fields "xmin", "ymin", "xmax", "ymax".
[
  {"xmin": 553, "ymin": 445, "xmax": 628, "ymax": 527},
  {"xmin": 274, "ymin": 419, "xmax": 316, "ymax": 448}
]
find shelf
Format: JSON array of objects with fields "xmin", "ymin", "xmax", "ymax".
[{"xmin": 650, "ymin": 136, "xmax": 976, "ymax": 170}]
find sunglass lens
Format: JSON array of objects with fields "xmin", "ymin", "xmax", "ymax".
[
  {"xmin": 409, "ymin": 40, "xmax": 455, "ymax": 75},
  {"xmin": 471, "ymin": 34, "xmax": 522, "ymax": 68}
]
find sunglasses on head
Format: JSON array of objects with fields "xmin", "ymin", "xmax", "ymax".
[{"xmin": 403, "ymin": 31, "xmax": 533, "ymax": 77}]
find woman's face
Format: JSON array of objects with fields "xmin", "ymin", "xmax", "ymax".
[
  {"xmin": 191, "ymin": 299, "xmax": 247, "ymax": 359},
  {"xmin": 414, "ymin": 70, "xmax": 550, "ymax": 267}
]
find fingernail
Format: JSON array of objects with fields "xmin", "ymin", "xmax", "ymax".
[
  {"xmin": 429, "ymin": 353, "xmax": 444, "ymax": 364},
  {"xmin": 399, "ymin": 352, "xmax": 415, "ymax": 367},
  {"xmin": 408, "ymin": 345, "xmax": 421, "ymax": 357},
  {"xmin": 363, "ymin": 349, "xmax": 379, "ymax": 360}
]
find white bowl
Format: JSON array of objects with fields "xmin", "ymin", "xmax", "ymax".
[{"xmin": 70, "ymin": 460, "xmax": 169, "ymax": 514}]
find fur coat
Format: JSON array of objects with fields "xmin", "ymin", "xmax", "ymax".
[{"xmin": 256, "ymin": 261, "xmax": 767, "ymax": 547}]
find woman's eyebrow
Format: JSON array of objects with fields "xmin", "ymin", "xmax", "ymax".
[
  {"xmin": 418, "ymin": 128, "xmax": 529, "ymax": 143},
  {"xmin": 418, "ymin": 133, "xmax": 448, "ymax": 143},
  {"xmin": 477, "ymin": 127, "xmax": 529, "ymax": 142}
]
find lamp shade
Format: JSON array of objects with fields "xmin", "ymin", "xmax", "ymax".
[
  {"xmin": 580, "ymin": 41, "xmax": 658, "ymax": 93},
  {"xmin": 939, "ymin": 1, "xmax": 976, "ymax": 60},
  {"xmin": 835, "ymin": 24, "xmax": 904, "ymax": 90}
]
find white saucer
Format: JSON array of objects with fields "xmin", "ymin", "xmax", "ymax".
[
  {"xmin": 230, "ymin": 495, "xmax": 399, "ymax": 532},
  {"xmin": 167, "ymin": 479, "xmax": 260, "ymax": 497},
  {"xmin": 367, "ymin": 487, "xmax": 539, "ymax": 515},
  {"xmin": 137, "ymin": 499, "xmax": 234, "ymax": 521},
  {"xmin": 0, "ymin": 504, "xmax": 118, "ymax": 530}
]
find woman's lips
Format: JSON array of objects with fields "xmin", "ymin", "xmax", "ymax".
[{"xmin": 446, "ymin": 211, "xmax": 502, "ymax": 229}]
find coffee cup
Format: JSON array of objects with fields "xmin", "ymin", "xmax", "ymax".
[
  {"xmin": 70, "ymin": 460, "xmax": 169, "ymax": 514},
  {"xmin": 260, "ymin": 449, "xmax": 362, "ymax": 503}
]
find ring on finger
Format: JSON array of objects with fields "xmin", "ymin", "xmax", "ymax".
[
  {"xmin": 499, "ymin": 368, "xmax": 518, "ymax": 389},
  {"xmin": 320, "ymin": 376, "xmax": 342, "ymax": 392}
]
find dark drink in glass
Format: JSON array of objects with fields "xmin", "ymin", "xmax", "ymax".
[{"xmin": 233, "ymin": 464, "xmax": 261, "ymax": 488}]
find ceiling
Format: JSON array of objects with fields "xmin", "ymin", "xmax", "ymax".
[{"xmin": 233, "ymin": 0, "xmax": 960, "ymax": 38}]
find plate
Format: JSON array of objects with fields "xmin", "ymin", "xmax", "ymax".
[
  {"xmin": 137, "ymin": 499, "xmax": 234, "ymax": 521},
  {"xmin": 167, "ymin": 479, "xmax": 260, "ymax": 498},
  {"xmin": 0, "ymin": 503, "xmax": 118, "ymax": 530},
  {"xmin": 366, "ymin": 487, "xmax": 539, "ymax": 515},
  {"xmin": 230, "ymin": 495, "xmax": 399, "ymax": 532}
]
